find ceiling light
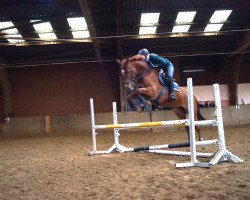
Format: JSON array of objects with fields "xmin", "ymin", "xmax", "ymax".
[
  {"xmin": 72, "ymin": 31, "xmax": 90, "ymax": 39},
  {"xmin": 140, "ymin": 13, "xmax": 160, "ymax": 26},
  {"xmin": 0, "ymin": 22, "xmax": 18, "ymax": 34},
  {"xmin": 139, "ymin": 26, "xmax": 157, "ymax": 35},
  {"xmin": 33, "ymin": 22, "xmax": 53, "ymax": 33},
  {"xmin": 67, "ymin": 17, "xmax": 88, "ymax": 31},
  {"xmin": 175, "ymin": 11, "xmax": 196, "ymax": 23},
  {"xmin": 209, "ymin": 10, "xmax": 232, "ymax": 23},
  {"xmin": 38, "ymin": 33, "xmax": 57, "ymax": 39},
  {"xmin": 0, "ymin": 21, "xmax": 14, "ymax": 29},
  {"xmin": 6, "ymin": 34, "xmax": 25, "ymax": 43},
  {"xmin": 204, "ymin": 24, "xmax": 223, "ymax": 32},
  {"xmin": 172, "ymin": 25, "xmax": 190, "ymax": 33}
]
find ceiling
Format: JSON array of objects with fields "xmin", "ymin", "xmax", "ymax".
[{"xmin": 0, "ymin": 0, "xmax": 249, "ymax": 70}]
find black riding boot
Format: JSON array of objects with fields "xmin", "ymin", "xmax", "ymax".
[{"xmin": 166, "ymin": 76, "xmax": 177, "ymax": 102}]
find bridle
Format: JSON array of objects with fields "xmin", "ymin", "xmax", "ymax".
[{"xmin": 123, "ymin": 61, "xmax": 150, "ymax": 92}]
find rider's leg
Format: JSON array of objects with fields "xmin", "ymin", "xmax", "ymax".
[{"xmin": 165, "ymin": 66, "xmax": 176, "ymax": 101}]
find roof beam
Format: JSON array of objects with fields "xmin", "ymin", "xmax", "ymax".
[
  {"xmin": 92, "ymin": 19, "xmax": 249, "ymax": 29},
  {"xmin": 0, "ymin": 35, "xmax": 92, "ymax": 46},
  {"xmin": 121, "ymin": 6, "xmax": 250, "ymax": 15},
  {"xmin": 230, "ymin": 31, "xmax": 250, "ymax": 56},
  {"xmin": 122, "ymin": 31, "xmax": 238, "ymax": 40},
  {"xmin": 77, "ymin": 0, "xmax": 102, "ymax": 61}
]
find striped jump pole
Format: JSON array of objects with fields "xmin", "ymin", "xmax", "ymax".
[
  {"xmin": 93, "ymin": 119, "xmax": 215, "ymax": 130},
  {"xmin": 124, "ymin": 140, "xmax": 217, "ymax": 158}
]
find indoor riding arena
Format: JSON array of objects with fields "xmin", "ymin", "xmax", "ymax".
[{"xmin": 0, "ymin": 1, "xmax": 250, "ymax": 200}]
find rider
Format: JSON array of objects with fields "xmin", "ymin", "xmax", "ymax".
[{"xmin": 137, "ymin": 48, "xmax": 177, "ymax": 102}]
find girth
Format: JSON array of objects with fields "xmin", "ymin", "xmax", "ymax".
[{"xmin": 151, "ymin": 87, "xmax": 168, "ymax": 107}]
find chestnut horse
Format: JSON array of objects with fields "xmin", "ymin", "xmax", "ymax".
[{"xmin": 117, "ymin": 57, "xmax": 205, "ymax": 142}]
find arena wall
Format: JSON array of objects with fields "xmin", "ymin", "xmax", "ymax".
[
  {"xmin": 1, "ymin": 105, "xmax": 250, "ymax": 138},
  {"xmin": 7, "ymin": 61, "xmax": 120, "ymax": 117}
]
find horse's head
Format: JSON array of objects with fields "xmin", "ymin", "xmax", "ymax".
[{"xmin": 117, "ymin": 58, "xmax": 139, "ymax": 92}]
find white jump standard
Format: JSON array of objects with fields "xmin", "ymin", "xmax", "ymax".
[{"xmin": 89, "ymin": 78, "xmax": 243, "ymax": 168}]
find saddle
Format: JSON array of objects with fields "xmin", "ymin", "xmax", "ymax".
[{"xmin": 150, "ymin": 72, "xmax": 179, "ymax": 107}]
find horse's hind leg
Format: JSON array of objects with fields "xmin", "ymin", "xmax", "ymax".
[
  {"xmin": 193, "ymin": 102, "xmax": 203, "ymax": 142},
  {"xmin": 172, "ymin": 107, "xmax": 190, "ymax": 141},
  {"xmin": 195, "ymin": 125, "xmax": 202, "ymax": 142},
  {"xmin": 173, "ymin": 107, "xmax": 203, "ymax": 142}
]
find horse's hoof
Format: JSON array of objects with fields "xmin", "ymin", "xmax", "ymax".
[{"xmin": 134, "ymin": 108, "xmax": 142, "ymax": 113}]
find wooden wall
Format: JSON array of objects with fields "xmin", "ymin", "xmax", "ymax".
[
  {"xmin": 1, "ymin": 105, "xmax": 250, "ymax": 138},
  {"xmin": 8, "ymin": 61, "xmax": 120, "ymax": 117},
  {"xmin": 0, "ymin": 82, "xmax": 4, "ymax": 123}
]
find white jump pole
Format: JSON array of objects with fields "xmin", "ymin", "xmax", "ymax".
[
  {"xmin": 176, "ymin": 78, "xmax": 212, "ymax": 168},
  {"xmin": 188, "ymin": 78, "xmax": 197, "ymax": 164},
  {"xmin": 90, "ymin": 98, "xmax": 97, "ymax": 152},
  {"xmin": 175, "ymin": 78, "xmax": 199, "ymax": 168},
  {"xmin": 109, "ymin": 102, "xmax": 128, "ymax": 153},
  {"xmin": 89, "ymin": 100, "xmax": 129, "ymax": 155},
  {"xmin": 208, "ymin": 84, "xmax": 243, "ymax": 165},
  {"xmin": 113, "ymin": 102, "xmax": 119, "ymax": 147},
  {"xmin": 145, "ymin": 150, "xmax": 213, "ymax": 158},
  {"xmin": 214, "ymin": 84, "xmax": 226, "ymax": 149}
]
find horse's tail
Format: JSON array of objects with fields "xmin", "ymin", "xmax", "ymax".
[{"xmin": 195, "ymin": 98, "xmax": 206, "ymax": 120}]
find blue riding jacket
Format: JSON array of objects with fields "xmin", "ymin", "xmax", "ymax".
[{"xmin": 145, "ymin": 53, "xmax": 174, "ymax": 77}]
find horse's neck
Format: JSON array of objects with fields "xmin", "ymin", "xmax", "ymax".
[
  {"xmin": 135, "ymin": 62, "xmax": 160, "ymax": 88},
  {"xmin": 134, "ymin": 61, "xmax": 149, "ymax": 75}
]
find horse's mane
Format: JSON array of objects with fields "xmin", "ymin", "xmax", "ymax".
[{"xmin": 121, "ymin": 55, "xmax": 148, "ymax": 69}]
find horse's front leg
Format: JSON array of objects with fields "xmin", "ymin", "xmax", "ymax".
[
  {"xmin": 137, "ymin": 87, "xmax": 154, "ymax": 107},
  {"xmin": 127, "ymin": 91, "xmax": 142, "ymax": 112}
]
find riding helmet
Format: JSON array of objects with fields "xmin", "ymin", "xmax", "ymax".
[{"xmin": 138, "ymin": 48, "xmax": 149, "ymax": 55}]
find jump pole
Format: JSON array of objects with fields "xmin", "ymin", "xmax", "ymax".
[
  {"xmin": 208, "ymin": 84, "xmax": 243, "ymax": 165},
  {"xmin": 89, "ymin": 98, "xmax": 214, "ymax": 157},
  {"xmin": 175, "ymin": 78, "xmax": 213, "ymax": 168},
  {"xmin": 88, "ymin": 78, "xmax": 243, "ymax": 168},
  {"xmin": 90, "ymin": 98, "xmax": 97, "ymax": 152},
  {"xmin": 175, "ymin": 79, "xmax": 243, "ymax": 168}
]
